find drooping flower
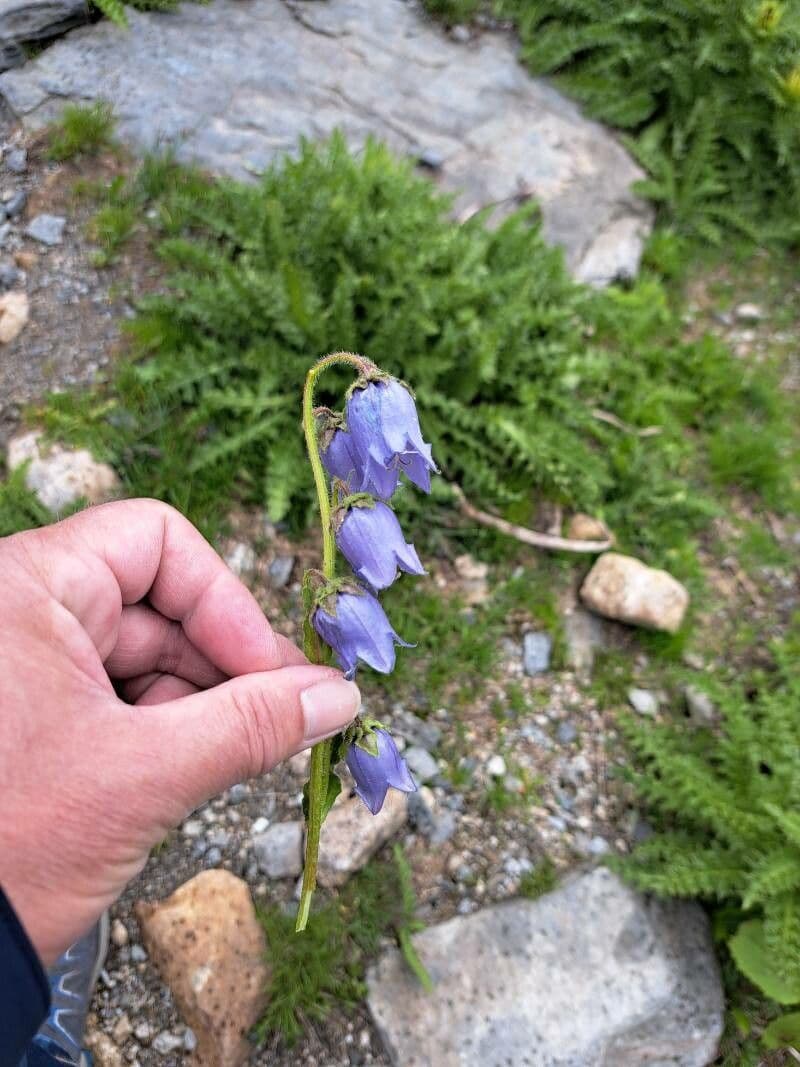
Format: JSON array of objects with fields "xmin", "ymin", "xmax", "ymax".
[
  {"xmin": 346, "ymin": 728, "xmax": 416, "ymax": 814},
  {"xmin": 345, "ymin": 379, "xmax": 438, "ymax": 498},
  {"xmin": 312, "ymin": 589, "xmax": 412, "ymax": 678},
  {"xmin": 320, "ymin": 427, "xmax": 361, "ymax": 488},
  {"xmin": 335, "ymin": 500, "xmax": 425, "ymax": 591}
]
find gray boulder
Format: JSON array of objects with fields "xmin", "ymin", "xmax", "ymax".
[
  {"xmin": 0, "ymin": 0, "xmax": 651, "ymax": 283},
  {"xmin": 0, "ymin": 0, "xmax": 89, "ymax": 71},
  {"xmin": 367, "ymin": 867, "xmax": 723, "ymax": 1066}
]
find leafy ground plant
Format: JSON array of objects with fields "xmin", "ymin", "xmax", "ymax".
[
  {"xmin": 617, "ymin": 628, "xmax": 800, "ymax": 1046},
  {"xmin": 38, "ymin": 135, "xmax": 796, "ymax": 572},
  {"xmin": 481, "ymin": 0, "xmax": 800, "ymax": 243}
]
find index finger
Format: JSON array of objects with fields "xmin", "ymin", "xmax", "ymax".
[{"xmin": 31, "ymin": 498, "xmax": 306, "ymax": 676}]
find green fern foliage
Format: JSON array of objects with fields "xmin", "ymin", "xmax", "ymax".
[
  {"xmin": 619, "ymin": 633, "xmax": 800, "ymax": 993},
  {"xmin": 43, "ymin": 136, "xmax": 793, "ymax": 554},
  {"xmin": 497, "ymin": 0, "xmax": 800, "ymax": 241}
]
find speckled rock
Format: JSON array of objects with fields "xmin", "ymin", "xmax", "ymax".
[
  {"xmin": 317, "ymin": 789, "xmax": 408, "ymax": 888},
  {"xmin": 367, "ymin": 867, "xmax": 723, "ymax": 1067},
  {"xmin": 0, "ymin": 0, "xmax": 651, "ymax": 283},
  {"xmin": 135, "ymin": 870, "xmax": 268, "ymax": 1067},
  {"xmin": 581, "ymin": 552, "xmax": 689, "ymax": 633},
  {"xmin": 7, "ymin": 429, "xmax": 119, "ymax": 511}
]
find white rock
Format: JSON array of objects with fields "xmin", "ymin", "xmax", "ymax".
[
  {"xmin": 110, "ymin": 919, "xmax": 129, "ymax": 947},
  {"xmin": 7, "ymin": 430, "xmax": 119, "ymax": 512},
  {"xmin": 181, "ymin": 819, "xmax": 204, "ymax": 838},
  {"xmin": 223, "ymin": 540, "xmax": 257, "ymax": 577},
  {"xmin": 252, "ymin": 820, "xmax": 303, "ymax": 879},
  {"xmin": 250, "ymin": 816, "xmax": 270, "ymax": 835},
  {"xmin": 317, "ymin": 790, "xmax": 408, "ymax": 888},
  {"xmin": 0, "ymin": 289, "xmax": 28, "ymax": 343},
  {"xmin": 580, "ymin": 552, "xmax": 689, "ymax": 633},
  {"xmin": 684, "ymin": 686, "xmax": 716, "ymax": 727},
  {"xmin": 152, "ymin": 1031, "xmax": 184, "ymax": 1055},
  {"xmin": 627, "ymin": 687, "xmax": 658, "ymax": 717},
  {"xmin": 485, "ymin": 754, "xmax": 507, "ymax": 778},
  {"xmin": 735, "ymin": 302, "xmax": 763, "ymax": 322},
  {"xmin": 367, "ymin": 868, "xmax": 724, "ymax": 1066}
]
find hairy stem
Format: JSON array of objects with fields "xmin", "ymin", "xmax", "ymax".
[{"xmin": 296, "ymin": 352, "xmax": 373, "ymax": 932}]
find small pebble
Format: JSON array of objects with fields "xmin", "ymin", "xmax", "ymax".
[
  {"xmin": 183, "ymin": 1029, "xmax": 197, "ymax": 1052},
  {"xmin": 627, "ymin": 687, "xmax": 658, "ymax": 717},
  {"xmin": 268, "ymin": 554, "xmax": 295, "ymax": 588},
  {"xmin": 486, "ymin": 754, "xmax": 507, "ymax": 778},
  {"xmin": 735, "ymin": 302, "xmax": 763, "ymax": 322},
  {"xmin": 26, "ymin": 214, "xmax": 67, "ymax": 246},
  {"xmin": 112, "ymin": 1014, "xmax": 133, "ymax": 1043},
  {"xmin": 0, "ymin": 260, "xmax": 20, "ymax": 290},
  {"xmin": 181, "ymin": 818, "xmax": 203, "ymax": 838},
  {"xmin": 130, "ymin": 944, "xmax": 147, "ymax": 964},
  {"xmin": 251, "ymin": 816, "xmax": 270, "ymax": 835},
  {"xmin": 152, "ymin": 1031, "xmax": 184, "ymax": 1055},
  {"xmin": 684, "ymin": 685, "xmax": 716, "ymax": 726},
  {"xmin": 4, "ymin": 148, "xmax": 27, "ymax": 174},
  {"xmin": 204, "ymin": 846, "xmax": 223, "ymax": 867},
  {"xmin": 207, "ymin": 829, "xmax": 231, "ymax": 849},
  {"xmin": 110, "ymin": 919, "xmax": 129, "ymax": 948},
  {"xmin": 404, "ymin": 745, "xmax": 439, "ymax": 783},
  {"xmin": 133, "ymin": 1021, "xmax": 151, "ymax": 1043},
  {"xmin": 4, "ymin": 189, "xmax": 26, "ymax": 219},
  {"xmin": 522, "ymin": 631, "xmax": 552, "ymax": 676},
  {"xmin": 227, "ymin": 783, "xmax": 248, "ymax": 804},
  {"xmin": 556, "ymin": 721, "xmax": 577, "ymax": 745}
]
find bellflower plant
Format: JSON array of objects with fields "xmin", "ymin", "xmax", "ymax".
[{"xmin": 296, "ymin": 352, "xmax": 436, "ymax": 932}]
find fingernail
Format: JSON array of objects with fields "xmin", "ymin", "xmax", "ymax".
[{"xmin": 301, "ymin": 678, "xmax": 361, "ymax": 744}]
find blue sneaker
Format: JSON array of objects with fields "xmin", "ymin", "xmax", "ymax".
[{"xmin": 25, "ymin": 913, "xmax": 110, "ymax": 1067}]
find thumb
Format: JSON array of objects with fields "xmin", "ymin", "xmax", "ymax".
[{"xmin": 132, "ymin": 665, "xmax": 360, "ymax": 816}]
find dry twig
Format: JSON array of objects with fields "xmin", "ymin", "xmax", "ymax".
[{"xmin": 451, "ymin": 485, "xmax": 612, "ymax": 554}]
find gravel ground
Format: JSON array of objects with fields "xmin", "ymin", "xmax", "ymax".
[{"xmin": 0, "ymin": 111, "xmax": 159, "ymax": 448}]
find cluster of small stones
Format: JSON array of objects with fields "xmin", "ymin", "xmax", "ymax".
[{"xmin": 0, "ymin": 126, "xmax": 127, "ymax": 447}]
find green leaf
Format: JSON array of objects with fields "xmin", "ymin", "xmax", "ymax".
[
  {"xmin": 762, "ymin": 1012, "xmax": 800, "ymax": 1050},
  {"xmin": 320, "ymin": 770, "xmax": 342, "ymax": 821},
  {"xmin": 397, "ymin": 927, "xmax": 433, "ymax": 993},
  {"xmin": 730, "ymin": 920, "xmax": 800, "ymax": 1004}
]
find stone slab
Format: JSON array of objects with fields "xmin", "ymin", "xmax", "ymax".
[
  {"xmin": 367, "ymin": 867, "xmax": 723, "ymax": 1067},
  {"xmin": 0, "ymin": 0, "xmax": 652, "ymax": 282}
]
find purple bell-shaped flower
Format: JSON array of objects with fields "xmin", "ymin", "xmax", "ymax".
[
  {"xmin": 312, "ymin": 590, "xmax": 412, "ymax": 678},
  {"xmin": 335, "ymin": 501, "xmax": 425, "ymax": 591},
  {"xmin": 320, "ymin": 428, "xmax": 361, "ymax": 488},
  {"xmin": 346, "ymin": 728, "xmax": 417, "ymax": 814},
  {"xmin": 345, "ymin": 380, "xmax": 438, "ymax": 498}
]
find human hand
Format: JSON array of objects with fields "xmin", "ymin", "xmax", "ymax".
[{"xmin": 0, "ymin": 499, "xmax": 360, "ymax": 965}]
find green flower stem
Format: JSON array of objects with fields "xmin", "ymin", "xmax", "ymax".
[{"xmin": 296, "ymin": 351, "xmax": 374, "ymax": 933}]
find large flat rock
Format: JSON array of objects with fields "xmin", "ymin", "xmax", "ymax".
[
  {"xmin": 367, "ymin": 867, "xmax": 723, "ymax": 1066},
  {"xmin": 0, "ymin": 0, "xmax": 651, "ymax": 284}
]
